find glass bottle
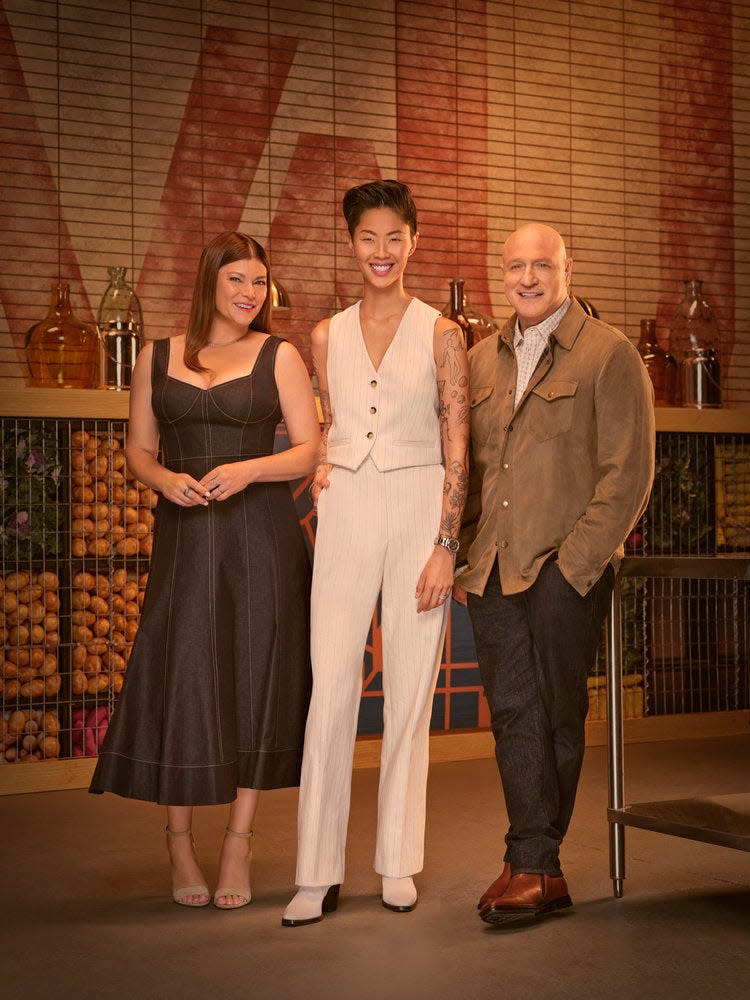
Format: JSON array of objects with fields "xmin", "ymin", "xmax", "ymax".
[
  {"xmin": 636, "ymin": 318, "xmax": 677, "ymax": 406},
  {"xmin": 97, "ymin": 266, "xmax": 144, "ymax": 389},
  {"xmin": 668, "ymin": 279, "xmax": 722, "ymax": 408},
  {"xmin": 25, "ymin": 283, "xmax": 99, "ymax": 388},
  {"xmin": 443, "ymin": 278, "xmax": 498, "ymax": 349}
]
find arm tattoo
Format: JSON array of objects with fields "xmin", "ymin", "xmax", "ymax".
[
  {"xmin": 313, "ymin": 355, "xmax": 332, "ymax": 466},
  {"xmin": 436, "ymin": 324, "xmax": 470, "ymax": 537}
]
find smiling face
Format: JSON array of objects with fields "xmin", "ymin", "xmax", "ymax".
[
  {"xmin": 213, "ymin": 257, "xmax": 268, "ymax": 336},
  {"xmin": 502, "ymin": 224, "xmax": 572, "ymax": 331},
  {"xmin": 349, "ymin": 206, "xmax": 417, "ymax": 289}
]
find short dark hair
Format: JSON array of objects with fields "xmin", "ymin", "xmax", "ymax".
[
  {"xmin": 184, "ymin": 231, "xmax": 271, "ymax": 373},
  {"xmin": 342, "ymin": 179, "xmax": 418, "ymax": 237}
]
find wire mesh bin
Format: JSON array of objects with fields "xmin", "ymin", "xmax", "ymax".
[
  {"xmin": 642, "ymin": 432, "xmax": 749, "ymax": 715},
  {"xmin": 2, "ymin": 419, "xmax": 66, "ymax": 763},
  {"xmin": 590, "ymin": 430, "xmax": 750, "ymax": 721},
  {"xmin": 1, "ymin": 416, "xmax": 151, "ymax": 767},
  {"xmin": 2, "ymin": 409, "xmax": 749, "ymax": 782}
]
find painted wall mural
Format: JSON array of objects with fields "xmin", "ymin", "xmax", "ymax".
[{"xmin": 2, "ymin": 0, "xmax": 747, "ymax": 398}]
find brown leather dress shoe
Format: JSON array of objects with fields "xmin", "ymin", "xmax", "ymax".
[
  {"xmin": 477, "ymin": 862, "xmax": 511, "ymax": 910},
  {"xmin": 479, "ymin": 873, "xmax": 572, "ymax": 926}
]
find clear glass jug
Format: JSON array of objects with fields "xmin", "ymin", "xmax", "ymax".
[{"xmin": 97, "ymin": 266, "xmax": 144, "ymax": 389}]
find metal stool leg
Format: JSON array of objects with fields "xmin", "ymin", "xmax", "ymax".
[{"xmin": 606, "ymin": 577, "xmax": 625, "ymax": 898}]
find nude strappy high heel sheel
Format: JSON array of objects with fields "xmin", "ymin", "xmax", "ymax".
[
  {"xmin": 213, "ymin": 828, "xmax": 253, "ymax": 909},
  {"xmin": 165, "ymin": 826, "xmax": 210, "ymax": 907}
]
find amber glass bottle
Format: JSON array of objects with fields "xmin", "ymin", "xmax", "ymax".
[
  {"xmin": 444, "ymin": 278, "xmax": 474, "ymax": 350},
  {"xmin": 636, "ymin": 318, "xmax": 677, "ymax": 406},
  {"xmin": 26, "ymin": 283, "xmax": 99, "ymax": 388},
  {"xmin": 443, "ymin": 278, "xmax": 499, "ymax": 348}
]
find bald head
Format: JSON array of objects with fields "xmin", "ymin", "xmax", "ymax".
[
  {"xmin": 503, "ymin": 223, "xmax": 568, "ymax": 262},
  {"xmin": 502, "ymin": 223, "xmax": 573, "ymax": 331}
]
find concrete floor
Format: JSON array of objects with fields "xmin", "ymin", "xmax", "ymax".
[{"xmin": 1, "ymin": 735, "xmax": 748, "ymax": 1000}]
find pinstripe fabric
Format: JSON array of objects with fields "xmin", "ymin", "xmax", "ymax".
[
  {"xmin": 325, "ymin": 297, "xmax": 443, "ymax": 472},
  {"xmin": 295, "ymin": 458, "xmax": 448, "ymax": 884}
]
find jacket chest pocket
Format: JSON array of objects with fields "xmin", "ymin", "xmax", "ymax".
[
  {"xmin": 528, "ymin": 379, "xmax": 578, "ymax": 442},
  {"xmin": 469, "ymin": 384, "xmax": 498, "ymax": 448}
]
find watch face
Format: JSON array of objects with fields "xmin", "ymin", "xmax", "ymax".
[{"xmin": 436, "ymin": 536, "xmax": 459, "ymax": 552}]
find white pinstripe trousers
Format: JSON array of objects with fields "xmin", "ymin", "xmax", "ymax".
[{"xmin": 295, "ymin": 458, "xmax": 449, "ymax": 886}]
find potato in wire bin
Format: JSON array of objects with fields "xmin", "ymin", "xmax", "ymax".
[
  {"xmin": 69, "ymin": 428, "xmax": 156, "ymax": 559},
  {"xmin": 2, "ymin": 707, "xmax": 62, "ymax": 763},
  {"xmin": 1, "ymin": 570, "xmax": 61, "ymax": 702},
  {"xmin": 70, "ymin": 568, "xmax": 148, "ymax": 698},
  {"xmin": 1, "ymin": 569, "xmax": 62, "ymax": 762}
]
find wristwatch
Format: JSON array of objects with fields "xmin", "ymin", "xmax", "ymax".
[{"xmin": 434, "ymin": 535, "xmax": 460, "ymax": 553}]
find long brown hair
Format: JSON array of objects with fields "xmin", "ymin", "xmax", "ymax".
[{"xmin": 184, "ymin": 231, "xmax": 272, "ymax": 373}]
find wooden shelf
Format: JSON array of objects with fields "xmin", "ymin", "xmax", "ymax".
[
  {"xmin": 0, "ymin": 388, "xmax": 747, "ymax": 431},
  {"xmin": 0, "ymin": 387, "xmax": 131, "ymax": 419},
  {"xmin": 0, "ymin": 386, "xmax": 325, "ymax": 422}
]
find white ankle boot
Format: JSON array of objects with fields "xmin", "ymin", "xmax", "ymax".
[
  {"xmin": 281, "ymin": 884, "xmax": 340, "ymax": 926},
  {"xmin": 382, "ymin": 875, "xmax": 418, "ymax": 912}
]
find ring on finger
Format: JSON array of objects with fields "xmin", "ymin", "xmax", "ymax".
[{"xmin": 183, "ymin": 485, "xmax": 191, "ymax": 498}]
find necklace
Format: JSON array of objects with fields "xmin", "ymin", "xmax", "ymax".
[{"xmin": 205, "ymin": 333, "xmax": 248, "ymax": 348}]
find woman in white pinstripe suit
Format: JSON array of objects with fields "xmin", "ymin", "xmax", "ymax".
[{"xmin": 283, "ymin": 180, "xmax": 469, "ymax": 926}]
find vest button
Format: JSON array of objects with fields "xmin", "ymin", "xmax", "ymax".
[
  {"xmin": 500, "ymin": 540, "xmax": 509, "ymax": 549},
  {"xmin": 502, "ymin": 499, "xmax": 509, "ymax": 508},
  {"xmin": 370, "ymin": 406, "xmax": 377, "ymax": 414},
  {"xmin": 366, "ymin": 431, "xmax": 374, "ymax": 439},
  {"xmin": 370, "ymin": 379, "xmax": 377, "ymax": 388}
]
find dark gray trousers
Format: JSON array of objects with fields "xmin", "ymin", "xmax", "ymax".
[{"xmin": 468, "ymin": 556, "xmax": 614, "ymax": 875}]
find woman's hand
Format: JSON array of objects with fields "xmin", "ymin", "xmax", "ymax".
[
  {"xmin": 161, "ymin": 471, "xmax": 210, "ymax": 507},
  {"xmin": 310, "ymin": 463, "xmax": 332, "ymax": 509},
  {"xmin": 199, "ymin": 462, "xmax": 252, "ymax": 501},
  {"xmin": 415, "ymin": 546, "xmax": 455, "ymax": 613}
]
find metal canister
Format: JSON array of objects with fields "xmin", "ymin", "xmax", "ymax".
[
  {"xmin": 680, "ymin": 349, "xmax": 722, "ymax": 408},
  {"xmin": 102, "ymin": 321, "xmax": 141, "ymax": 389}
]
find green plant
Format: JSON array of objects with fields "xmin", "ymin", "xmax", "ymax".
[
  {"xmin": 647, "ymin": 433, "xmax": 711, "ymax": 554},
  {"xmin": 1, "ymin": 423, "xmax": 62, "ymax": 560}
]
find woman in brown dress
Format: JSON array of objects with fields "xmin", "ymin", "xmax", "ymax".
[{"xmin": 90, "ymin": 232, "xmax": 320, "ymax": 909}]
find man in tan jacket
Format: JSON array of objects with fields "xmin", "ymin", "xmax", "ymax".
[{"xmin": 456, "ymin": 223, "xmax": 655, "ymax": 926}]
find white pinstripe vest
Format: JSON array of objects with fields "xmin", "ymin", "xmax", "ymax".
[{"xmin": 326, "ymin": 297, "xmax": 443, "ymax": 473}]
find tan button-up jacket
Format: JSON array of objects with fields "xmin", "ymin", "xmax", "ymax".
[{"xmin": 458, "ymin": 298, "xmax": 655, "ymax": 598}]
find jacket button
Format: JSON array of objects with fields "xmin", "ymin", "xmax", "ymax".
[
  {"xmin": 370, "ymin": 406, "xmax": 377, "ymax": 414},
  {"xmin": 370, "ymin": 379, "xmax": 377, "ymax": 388},
  {"xmin": 500, "ymin": 540, "xmax": 509, "ymax": 549},
  {"xmin": 502, "ymin": 462, "xmax": 509, "ymax": 470},
  {"xmin": 366, "ymin": 432, "xmax": 374, "ymax": 439},
  {"xmin": 502, "ymin": 499, "xmax": 509, "ymax": 508},
  {"xmin": 548, "ymin": 390, "xmax": 555, "ymax": 398}
]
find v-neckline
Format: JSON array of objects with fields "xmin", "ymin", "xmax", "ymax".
[{"xmin": 357, "ymin": 298, "xmax": 415, "ymax": 373}]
